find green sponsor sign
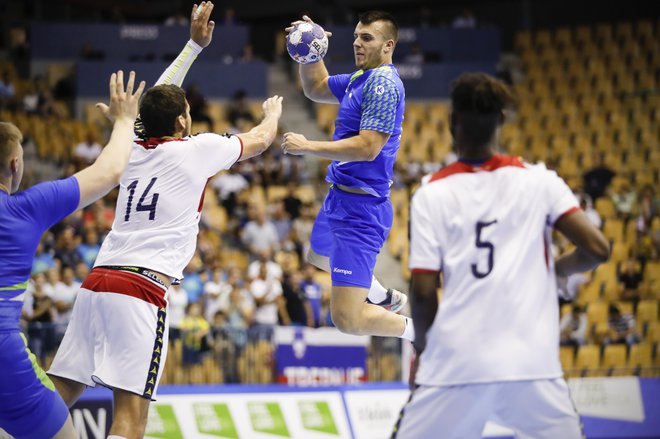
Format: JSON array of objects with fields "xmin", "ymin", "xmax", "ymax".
[
  {"xmin": 145, "ymin": 404, "xmax": 183, "ymax": 439},
  {"xmin": 298, "ymin": 401, "xmax": 339, "ymax": 435},
  {"xmin": 248, "ymin": 402, "xmax": 291, "ymax": 437},
  {"xmin": 194, "ymin": 403, "xmax": 239, "ymax": 438}
]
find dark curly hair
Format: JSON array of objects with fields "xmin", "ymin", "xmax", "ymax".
[
  {"xmin": 450, "ymin": 73, "xmax": 515, "ymax": 147},
  {"xmin": 139, "ymin": 84, "xmax": 187, "ymax": 138}
]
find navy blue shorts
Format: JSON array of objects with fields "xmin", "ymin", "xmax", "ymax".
[
  {"xmin": 0, "ymin": 330, "xmax": 69, "ymax": 439},
  {"xmin": 310, "ymin": 186, "xmax": 393, "ymax": 288}
]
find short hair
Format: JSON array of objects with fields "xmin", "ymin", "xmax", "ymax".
[
  {"xmin": 139, "ymin": 84, "xmax": 187, "ymax": 138},
  {"xmin": 450, "ymin": 73, "xmax": 515, "ymax": 146},
  {"xmin": 358, "ymin": 10, "xmax": 399, "ymax": 42},
  {"xmin": 0, "ymin": 122, "xmax": 22, "ymax": 168}
]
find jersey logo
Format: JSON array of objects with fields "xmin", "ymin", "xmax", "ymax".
[{"xmin": 375, "ymin": 85, "xmax": 385, "ymax": 95}]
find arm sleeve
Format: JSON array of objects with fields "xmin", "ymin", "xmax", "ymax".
[
  {"xmin": 327, "ymin": 73, "xmax": 352, "ymax": 100},
  {"xmin": 360, "ymin": 73, "xmax": 400, "ymax": 135},
  {"xmin": 545, "ymin": 169, "xmax": 581, "ymax": 224},
  {"xmin": 19, "ymin": 177, "xmax": 80, "ymax": 230},
  {"xmin": 134, "ymin": 40, "xmax": 204, "ymax": 138},
  {"xmin": 409, "ymin": 188, "xmax": 443, "ymax": 272},
  {"xmin": 188, "ymin": 133, "xmax": 243, "ymax": 176}
]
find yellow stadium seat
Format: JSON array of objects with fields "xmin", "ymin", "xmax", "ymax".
[
  {"xmin": 636, "ymin": 300, "xmax": 658, "ymax": 327},
  {"xmin": 515, "ymin": 31, "xmax": 532, "ymax": 51},
  {"xmin": 560, "ymin": 346, "xmax": 575, "ymax": 372},
  {"xmin": 266, "ymin": 185, "xmax": 287, "ymax": 202},
  {"xmin": 586, "ymin": 302, "xmax": 609, "ymax": 327},
  {"xmin": 595, "ymin": 197, "xmax": 616, "ymax": 219},
  {"xmin": 576, "ymin": 345, "xmax": 602, "ymax": 377},
  {"xmin": 628, "ymin": 343, "xmax": 653, "ymax": 370},
  {"xmin": 575, "ymin": 26, "xmax": 592, "ymax": 44},
  {"xmin": 602, "ymin": 344, "xmax": 627, "ymax": 375},
  {"xmin": 603, "ymin": 218, "xmax": 624, "ymax": 242},
  {"xmin": 554, "ymin": 27, "xmax": 573, "ymax": 46}
]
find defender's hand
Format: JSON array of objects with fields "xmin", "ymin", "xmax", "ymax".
[
  {"xmin": 262, "ymin": 95, "xmax": 283, "ymax": 119},
  {"xmin": 97, "ymin": 70, "xmax": 146, "ymax": 123},
  {"xmin": 191, "ymin": 1, "xmax": 215, "ymax": 48}
]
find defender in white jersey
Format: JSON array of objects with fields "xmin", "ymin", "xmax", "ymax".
[
  {"xmin": 394, "ymin": 73, "xmax": 610, "ymax": 439},
  {"xmin": 48, "ymin": 3, "xmax": 283, "ymax": 438}
]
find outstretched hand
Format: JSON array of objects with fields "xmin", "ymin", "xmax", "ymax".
[
  {"xmin": 96, "ymin": 70, "xmax": 145, "ymax": 123},
  {"xmin": 262, "ymin": 95, "xmax": 283, "ymax": 120},
  {"xmin": 191, "ymin": 1, "xmax": 216, "ymax": 48},
  {"xmin": 284, "ymin": 15, "xmax": 332, "ymax": 38}
]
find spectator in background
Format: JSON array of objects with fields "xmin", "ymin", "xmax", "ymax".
[
  {"xmin": 77, "ymin": 229, "xmax": 101, "ymax": 268},
  {"xmin": 580, "ymin": 197, "xmax": 602, "ymax": 229},
  {"xmin": 220, "ymin": 7, "xmax": 239, "ymax": 25},
  {"xmin": 74, "ymin": 261, "xmax": 89, "ymax": 283},
  {"xmin": 179, "ymin": 303, "xmax": 211, "ymax": 365},
  {"xmin": 73, "ymin": 132, "xmax": 103, "ymax": 165},
  {"xmin": 186, "ymin": 83, "xmax": 214, "ymax": 130},
  {"xmin": 203, "ymin": 268, "xmax": 227, "ymax": 322},
  {"xmin": 291, "ymin": 203, "xmax": 315, "ymax": 260},
  {"xmin": 165, "ymin": 10, "xmax": 189, "ymax": 26},
  {"xmin": 559, "ymin": 305, "xmax": 587, "ymax": 346},
  {"xmin": 54, "ymin": 226, "xmax": 82, "ymax": 269},
  {"xmin": 270, "ymin": 201, "xmax": 292, "ymax": 245},
  {"xmin": 404, "ymin": 43, "xmax": 425, "ymax": 64},
  {"xmin": 181, "ymin": 255, "xmax": 207, "ymax": 304},
  {"xmin": 300, "ymin": 264, "xmax": 323, "ymax": 327},
  {"xmin": 452, "ymin": 9, "xmax": 477, "ymax": 29},
  {"xmin": 239, "ymin": 43, "xmax": 255, "ymax": 63},
  {"xmin": 168, "ymin": 284, "xmax": 189, "ymax": 342},
  {"xmin": 583, "ymin": 154, "xmax": 615, "ymax": 202},
  {"xmin": 249, "ymin": 263, "xmax": 285, "ymax": 333},
  {"xmin": 283, "ymin": 182, "xmax": 303, "ymax": 220},
  {"xmin": 618, "ymin": 259, "xmax": 644, "ymax": 307},
  {"xmin": 51, "ymin": 266, "xmax": 80, "ymax": 340},
  {"xmin": 211, "ymin": 168, "xmax": 249, "ymax": 217},
  {"xmin": 227, "ymin": 89, "xmax": 256, "ymax": 127},
  {"xmin": 0, "ymin": 72, "xmax": 15, "ymax": 107},
  {"xmin": 606, "ymin": 304, "xmax": 641, "ymax": 346},
  {"xmin": 637, "ymin": 185, "xmax": 660, "ymax": 233},
  {"xmin": 611, "ymin": 180, "xmax": 636, "ymax": 222},
  {"xmin": 242, "ymin": 204, "xmax": 280, "ymax": 258},
  {"xmin": 27, "ymin": 273, "xmax": 56, "ymax": 364},
  {"xmin": 247, "ymin": 248, "xmax": 283, "ymax": 282},
  {"xmin": 32, "ymin": 239, "xmax": 56, "ymax": 275},
  {"xmin": 281, "ymin": 270, "xmax": 314, "ymax": 327}
]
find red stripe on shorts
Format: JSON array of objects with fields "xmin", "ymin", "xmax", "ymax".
[{"xmin": 82, "ymin": 267, "xmax": 167, "ymax": 308}]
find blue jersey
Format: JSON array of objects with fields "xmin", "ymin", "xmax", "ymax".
[
  {"xmin": 326, "ymin": 64, "xmax": 405, "ymax": 197},
  {"xmin": 0, "ymin": 177, "xmax": 79, "ymax": 327}
]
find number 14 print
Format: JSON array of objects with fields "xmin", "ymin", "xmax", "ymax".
[{"xmin": 124, "ymin": 177, "xmax": 160, "ymax": 221}]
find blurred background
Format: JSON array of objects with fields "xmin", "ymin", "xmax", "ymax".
[{"xmin": 0, "ymin": 0, "xmax": 659, "ymax": 437}]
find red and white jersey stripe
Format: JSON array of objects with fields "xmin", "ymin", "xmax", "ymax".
[
  {"xmin": 409, "ymin": 155, "xmax": 579, "ymax": 386},
  {"xmin": 95, "ymin": 133, "xmax": 242, "ymax": 279}
]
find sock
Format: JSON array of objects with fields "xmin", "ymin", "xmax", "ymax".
[
  {"xmin": 108, "ymin": 436, "xmax": 128, "ymax": 439},
  {"xmin": 367, "ymin": 276, "xmax": 388, "ymax": 303},
  {"xmin": 399, "ymin": 316, "xmax": 415, "ymax": 341}
]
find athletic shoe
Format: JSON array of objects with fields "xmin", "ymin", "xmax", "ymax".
[{"xmin": 367, "ymin": 288, "xmax": 408, "ymax": 313}]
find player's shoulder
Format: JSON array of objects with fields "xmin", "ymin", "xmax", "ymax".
[{"xmin": 365, "ymin": 65, "xmax": 400, "ymax": 86}]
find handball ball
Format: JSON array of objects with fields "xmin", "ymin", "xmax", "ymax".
[{"xmin": 287, "ymin": 22, "xmax": 329, "ymax": 64}]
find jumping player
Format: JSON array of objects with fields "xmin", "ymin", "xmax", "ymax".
[
  {"xmin": 282, "ymin": 12, "xmax": 414, "ymax": 341},
  {"xmin": 48, "ymin": 3, "xmax": 283, "ymax": 438},
  {"xmin": 395, "ymin": 73, "xmax": 610, "ymax": 438}
]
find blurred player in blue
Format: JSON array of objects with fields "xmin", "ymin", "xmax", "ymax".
[
  {"xmin": 0, "ymin": 71, "xmax": 144, "ymax": 438},
  {"xmin": 282, "ymin": 11, "xmax": 413, "ymax": 341}
]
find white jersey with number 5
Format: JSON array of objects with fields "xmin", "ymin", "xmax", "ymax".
[
  {"xmin": 94, "ymin": 133, "xmax": 243, "ymax": 279},
  {"xmin": 409, "ymin": 155, "xmax": 579, "ymax": 386}
]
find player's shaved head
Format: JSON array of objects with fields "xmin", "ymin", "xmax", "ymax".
[
  {"xmin": 358, "ymin": 10, "xmax": 399, "ymax": 42},
  {"xmin": 139, "ymin": 84, "xmax": 187, "ymax": 138},
  {"xmin": 0, "ymin": 122, "xmax": 22, "ymax": 170},
  {"xmin": 450, "ymin": 73, "xmax": 515, "ymax": 149}
]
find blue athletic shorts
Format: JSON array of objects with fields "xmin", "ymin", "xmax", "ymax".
[
  {"xmin": 310, "ymin": 186, "xmax": 393, "ymax": 288},
  {"xmin": 0, "ymin": 330, "xmax": 70, "ymax": 439}
]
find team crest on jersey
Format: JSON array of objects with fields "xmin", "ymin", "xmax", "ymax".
[{"xmin": 375, "ymin": 85, "xmax": 385, "ymax": 95}]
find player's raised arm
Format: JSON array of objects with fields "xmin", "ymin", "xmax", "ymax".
[
  {"xmin": 74, "ymin": 70, "xmax": 145, "ymax": 209},
  {"xmin": 155, "ymin": 1, "xmax": 215, "ymax": 87},
  {"xmin": 235, "ymin": 95, "xmax": 283, "ymax": 161},
  {"xmin": 286, "ymin": 15, "xmax": 337, "ymax": 104}
]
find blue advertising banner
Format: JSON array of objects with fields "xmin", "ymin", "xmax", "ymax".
[{"xmin": 274, "ymin": 327, "xmax": 370, "ymax": 386}]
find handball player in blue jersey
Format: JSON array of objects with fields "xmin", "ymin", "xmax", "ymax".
[
  {"xmin": 0, "ymin": 71, "xmax": 144, "ymax": 439},
  {"xmin": 282, "ymin": 11, "xmax": 414, "ymax": 341}
]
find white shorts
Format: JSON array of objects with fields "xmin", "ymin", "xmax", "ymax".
[
  {"xmin": 394, "ymin": 379, "xmax": 583, "ymax": 439},
  {"xmin": 49, "ymin": 268, "xmax": 169, "ymax": 400}
]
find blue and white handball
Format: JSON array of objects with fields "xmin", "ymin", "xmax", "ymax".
[{"xmin": 286, "ymin": 22, "xmax": 329, "ymax": 64}]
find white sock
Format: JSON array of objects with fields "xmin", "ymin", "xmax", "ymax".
[
  {"xmin": 367, "ymin": 276, "xmax": 388, "ymax": 303},
  {"xmin": 399, "ymin": 316, "xmax": 415, "ymax": 341},
  {"xmin": 108, "ymin": 436, "xmax": 128, "ymax": 439}
]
